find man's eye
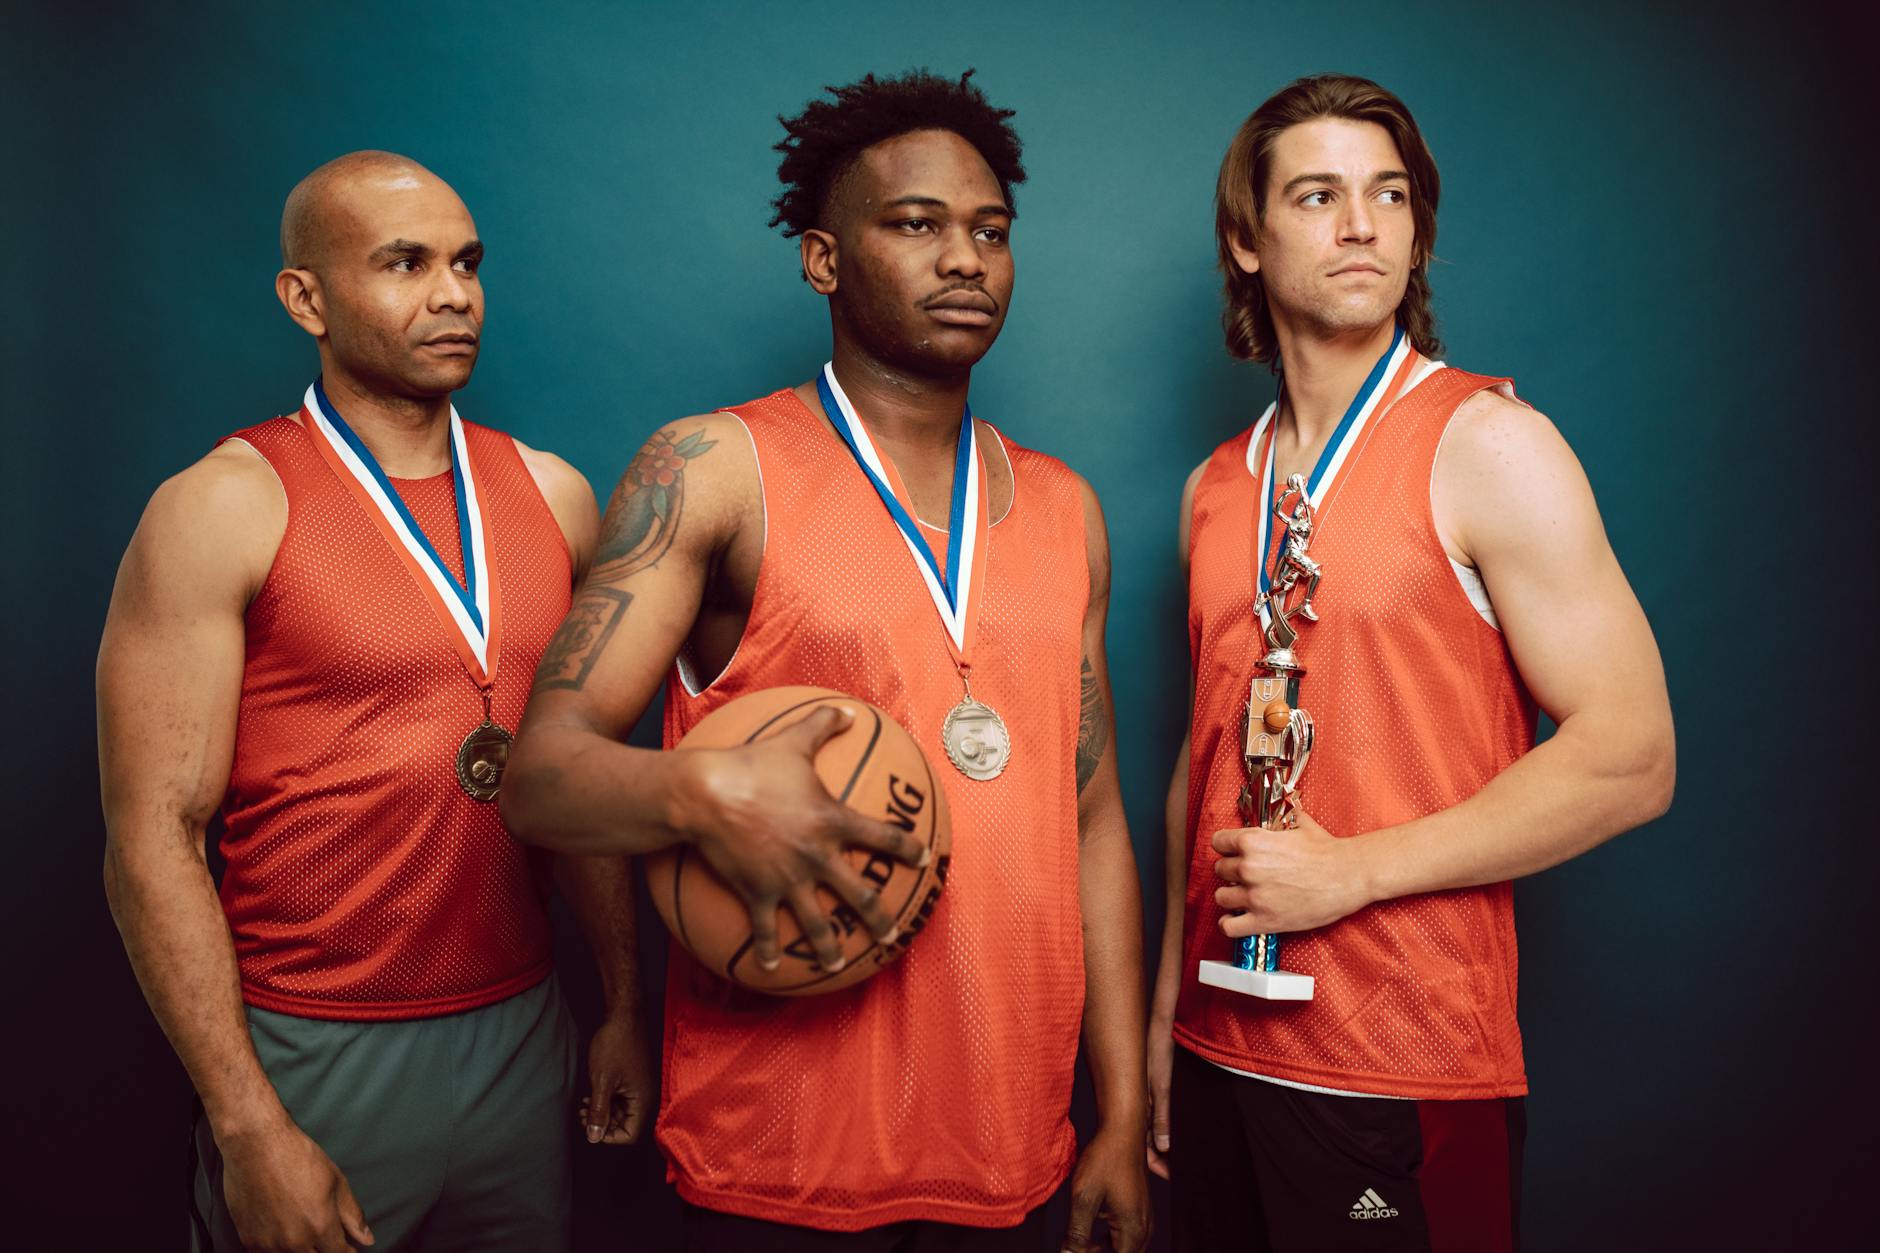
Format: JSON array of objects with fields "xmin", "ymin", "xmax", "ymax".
[
  {"xmin": 1378, "ymin": 188, "xmax": 1408, "ymax": 205},
  {"xmin": 1301, "ymin": 191, "xmax": 1333, "ymax": 207},
  {"xmin": 391, "ymin": 258, "xmax": 419, "ymax": 273},
  {"xmin": 895, "ymin": 218, "xmax": 934, "ymax": 234},
  {"xmin": 975, "ymin": 227, "xmax": 1007, "ymax": 245},
  {"xmin": 454, "ymin": 259, "xmax": 479, "ymax": 275}
]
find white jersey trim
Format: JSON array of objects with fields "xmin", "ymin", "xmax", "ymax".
[{"xmin": 1206, "ymin": 1056, "xmax": 1408, "ymax": 1100}]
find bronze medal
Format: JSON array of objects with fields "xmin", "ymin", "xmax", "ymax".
[{"xmin": 455, "ymin": 719, "xmax": 514, "ymax": 802}]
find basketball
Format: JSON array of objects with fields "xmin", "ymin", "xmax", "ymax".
[{"xmin": 645, "ymin": 686, "xmax": 952, "ymax": 996}]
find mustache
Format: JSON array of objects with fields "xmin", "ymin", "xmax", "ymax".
[
  {"xmin": 415, "ymin": 320, "xmax": 480, "ymax": 342},
  {"xmin": 920, "ymin": 283, "xmax": 1000, "ymax": 312}
]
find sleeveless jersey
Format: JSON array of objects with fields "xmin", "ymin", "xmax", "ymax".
[
  {"xmin": 215, "ymin": 414, "xmax": 571, "ymax": 1020},
  {"xmin": 658, "ymin": 387, "xmax": 1088, "ymax": 1231},
  {"xmin": 1175, "ymin": 368, "xmax": 1538, "ymax": 1099}
]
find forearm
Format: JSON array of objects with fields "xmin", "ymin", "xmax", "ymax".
[
  {"xmin": 103, "ymin": 828, "xmax": 287, "ymax": 1140},
  {"xmin": 503, "ymin": 721, "xmax": 705, "ymax": 856},
  {"xmin": 1079, "ymin": 822, "xmax": 1148, "ymax": 1131},
  {"xmin": 554, "ymin": 853, "xmax": 643, "ymax": 1019},
  {"xmin": 1359, "ymin": 706, "xmax": 1675, "ymax": 903},
  {"xmin": 1149, "ymin": 744, "xmax": 1189, "ymax": 1026}
]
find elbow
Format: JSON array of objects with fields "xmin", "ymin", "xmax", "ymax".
[
  {"xmin": 1628, "ymin": 727, "xmax": 1677, "ymax": 828},
  {"xmin": 101, "ymin": 843, "xmax": 122, "ymax": 917},
  {"xmin": 1646, "ymin": 741, "xmax": 1676, "ymax": 823},
  {"xmin": 496, "ymin": 757, "xmax": 551, "ymax": 847}
]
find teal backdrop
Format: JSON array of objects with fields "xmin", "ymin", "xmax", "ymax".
[{"xmin": 7, "ymin": 1, "xmax": 1872, "ymax": 1249}]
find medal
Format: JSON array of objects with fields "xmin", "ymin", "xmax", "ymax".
[
  {"xmin": 300, "ymin": 377, "xmax": 509, "ymax": 801},
  {"xmin": 456, "ymin": 691, "xmax": 514, "ymax": 802},
  {"xmin": 817, "ymin": 363, "xmax": 1006, "ymax": 780},
  {"xmin": 941, "ymin": 695, "xmax": 1011, "ymax": 781}
]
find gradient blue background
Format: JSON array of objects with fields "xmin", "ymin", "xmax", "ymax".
[{"xmin": 6, "ymin": 1, "xmax": 1872, "ymax": 1248}]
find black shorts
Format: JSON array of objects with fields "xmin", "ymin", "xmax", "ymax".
[
  {"xmin": 1170, "ymin": 1045, "xmax": 1524, "ymax": 1252},
  {"xmin": 680, "ymin": 1181, "xmax": 1070, "ymax": 1253}
]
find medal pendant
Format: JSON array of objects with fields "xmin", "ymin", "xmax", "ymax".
[
  {"xmin": 941, "ymin": 697, "xmax": 1011, "ymax": 781},
  {"xmin": 456, "ymin": 719, "xmax": 514, "ymax": 801}
]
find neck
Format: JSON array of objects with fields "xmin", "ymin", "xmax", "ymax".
[
  {"xmin": 317, "ymin": 361, "xmax": 454, "ymax": 477},
  {"xmin": 828, "ymin": 339, "xmax": 969, "ymax": 456},
  {"xmin": 1271, "ymin": 317, "xmax": 1396, "ymax": 449}
]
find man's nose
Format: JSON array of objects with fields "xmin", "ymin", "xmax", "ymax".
[
  {"xmin": 937, "ymin": 225, "xmax": 988, "ymax": 279},
  {"xmin": 432, "ymin": 265, "xmax": 474, "ymax": 312},
  {"xmin": 1339, "ymin": 196, "xmax": 1378, "ymax": 245}
]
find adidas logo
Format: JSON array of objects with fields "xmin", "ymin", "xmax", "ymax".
[{"xmin": 1348, "ymin": 1188, "xmax": 1400, "ymax": 1220}]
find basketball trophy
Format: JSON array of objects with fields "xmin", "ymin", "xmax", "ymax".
[{"xmin": 1198, "ymin": 473, "xmax": 1320, "ymax": 1001}]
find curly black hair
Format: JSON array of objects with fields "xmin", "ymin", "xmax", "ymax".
[{"xmin": 770, "ymin": 68, "xmax": 1026, "ymax": 238}]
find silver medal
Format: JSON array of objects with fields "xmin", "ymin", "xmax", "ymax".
[{"xmin": 941, "ymin": 696, "xmax": 1011, "ymax": 781}]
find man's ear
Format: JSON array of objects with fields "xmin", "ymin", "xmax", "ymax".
[
  {"xmin": 800, "ymin": 230, "xmax": 838, "ymax": 294},
  {"xmin": 275, "ymin": 268, "xmax": 327, "ymax": 338},
  {"xmin": 1226, "ymin": 228, "xmax": 1260, "ymax": 278}
]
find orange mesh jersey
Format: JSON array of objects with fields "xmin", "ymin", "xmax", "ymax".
[
  {"xmin": 659, "ymin": 387, "xmax": 1088, "ymax": 1230},
  {"xmin": 1175, "ymin": 367, "xmax": 1538, "ymax": 1099},
  {"xmin": 215, "ymin": 415, "xmax": 569, "ymax": 1020}
]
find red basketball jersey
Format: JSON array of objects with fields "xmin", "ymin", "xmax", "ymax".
[
  {"xmin": 1176, "ymin": 368, "xmax": 1538, "ymax": 1099},
  {"xmin": 658, "ymin": 387, "xmax": 1088, "ymax": 1230},
  {"xmin": 216, "ymin": 414, "xmax": 570, "ymax": 1020}
]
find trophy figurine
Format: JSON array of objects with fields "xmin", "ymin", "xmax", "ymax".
[{"xmin": 1197, "ymin": 473, "xmax": 1320, "ymax": 1001}]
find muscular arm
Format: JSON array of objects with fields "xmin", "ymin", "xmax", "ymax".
[
  {"xmin": 1212, "ymin": 396, "xmax": 1675, "ymax": 934},
  {"xmin": 517, "ymin": 441, "xmax": 652, "ymax": 1142},
  {"xmin": 502, "ymin": 418, "xmax": 746, "ymax": 855},
  {"xmin": 1063, "ymin": 479, "xmax": 1151, "ymax": 1253},
  {"xmin": 100, "ymin": 447, "xmax": 283, "ymax": 1143},
  {"xmin": 503, "ymin": 415, "xmax": 924, "ymax": 974},
  {"xmin": 1359, "ymin": 394, "xmax": 1675, "ymax": 896},
  {"xmin": 101, "ymin": 445, "xmax": 372, "ymax": 1249}
]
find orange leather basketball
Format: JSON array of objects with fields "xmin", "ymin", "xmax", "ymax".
[{"xmin": 644, "ymin": 686, "xmax": 952, "ymax": 995}]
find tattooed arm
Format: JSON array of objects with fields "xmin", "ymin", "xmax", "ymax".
[
  {"xmin": 513, "ymin": 439, "xmax": 656, "ymax": 1147},
  {"xmin": 501, "ymin": 414, "xmax": 928, "ymax": 973},
  {"xmin": 1062, "ymin": 476, "xmax": 1152, "ymax": 1253}
]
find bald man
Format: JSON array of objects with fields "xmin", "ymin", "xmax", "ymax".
[{"xmin": 100, "ymin": 152, "xmax": 648, "ymax": 1253}]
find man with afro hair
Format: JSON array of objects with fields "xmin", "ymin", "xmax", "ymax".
[{"xmin": 503, "ymin": 69, "xmax": 1152, "ymax": 1251}]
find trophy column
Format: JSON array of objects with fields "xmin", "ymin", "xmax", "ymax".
[{"xmin": 1197, "ymin": 474, "xmax": 1320, "ymax": 1002}]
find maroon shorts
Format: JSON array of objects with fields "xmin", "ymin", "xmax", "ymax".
[{"xmin": 1170, "ymin": 1045, "xmax": 1525, "ymax": 1252}]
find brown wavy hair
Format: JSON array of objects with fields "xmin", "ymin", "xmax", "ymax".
[{"xmin": 1215, "ymin": 74, "xmax": 1443, "ymax": 367}]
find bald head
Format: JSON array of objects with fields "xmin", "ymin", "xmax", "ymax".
[
  {"xmin": 274, "ymin": 150, "xmax": 485, "ymax": 400},
  {"xmin": 280, "ymin": 150, "xmax": 454, "ymax": 269}
]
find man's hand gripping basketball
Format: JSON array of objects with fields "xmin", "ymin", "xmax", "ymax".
[
  {"xmin": 505, "ymin": 416, "xmax": 925, "ymax": 964},
  {"xmin": 678, "ymin": 705, "xmax": 931, "ymax": 973}
]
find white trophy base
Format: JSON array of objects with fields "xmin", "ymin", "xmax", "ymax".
[{"xmin": 1197, "ymin": 960, "xmax": 1315, "ymax": 1001}]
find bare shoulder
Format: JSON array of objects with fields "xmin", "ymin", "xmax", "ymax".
[
  {"xmin": 1441, "ymin": 389, "xmax": 1579, "ymax": 484},
  {"xmin": 511, "ymin": 437, "xmax": 600, "ymax": 573},
  {"xmin": 615, "ymin": 410, "xmax": 758, "ymax": 511},
  {"xmin": 121, "ymin": 440, "xmax": 286, "ymax": 607},
  {"xmin": 1436, "ymin": 389, "xmax": 1601, "ymax": 565},
  {"xmin": 1178, "ymin": 458, "xmax": 1208, "ymax": 568},
  {"xmin": 591, "ymin": 411, "xmax": 760, "ymax": 577},
  {"xmin": 1066, "ymin": 469, "xmax": 1112, "ymax": 609},
  {"xmin": 512, "ymin": 438, "xmax": 593, "ymax": 513}
]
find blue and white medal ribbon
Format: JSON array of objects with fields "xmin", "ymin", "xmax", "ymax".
[
  {"xmin": 1247, "ymin": 323, "xmax": 1417, "ymax": 628},
  {"xmin": 817, "ymin": 363, "xmax": 1009, "ymax": 780},
  {"xmin": 303, "ymin": 378, "xmax": 495, "ymax": 680},
  {"xmin": 299, "ymin": 378, "xmax": 510, "ymax": 800}
]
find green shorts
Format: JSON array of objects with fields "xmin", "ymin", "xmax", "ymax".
[{"xmin": 191, "ymin": 973, "xmax": 577, "ymax": 1252}]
